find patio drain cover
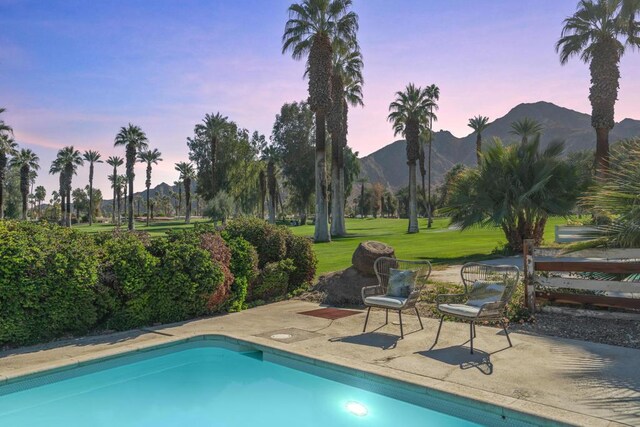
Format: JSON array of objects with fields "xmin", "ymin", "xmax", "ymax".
[
  {"xmin": 255, "ymin": 328, "xmax": 322, "ymax": 344},
  {"xmin": 270, "ymin": 333, "xmax": 293, "ymax": 340}
]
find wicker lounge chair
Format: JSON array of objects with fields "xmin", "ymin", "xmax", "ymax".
[
  {"xmin": 361, "ymin": 257, "xmax": 432, "ymax": 338},
  {"xmin": 433, "ymin": 263, "xmax": 520, "ymax": 354}
]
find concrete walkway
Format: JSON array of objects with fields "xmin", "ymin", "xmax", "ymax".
[{"xmin": 1, "ymin": 301, "xmax": 639, "ymax": 426}]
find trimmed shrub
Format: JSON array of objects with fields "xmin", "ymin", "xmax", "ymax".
[
  {"xmin": 284, "ymin": 234, "xmax": 317, "ymax": 293},
  {"xmin": 250, "ymin": 259, "xmax": 296, "ymax": 302},
  {"xmin": 225, "ymin": 217, "xmax": 287, "ymax": 268},
  {"xmin": 199, "ymin": 233, "xmax": 234, "ymax": 311},
  {"xmin": 0, "ymin": 222, "xmax": 100, "ymax": 346},
  {"xmin": 225, "ymin": 237, "xmax": 259, "ymax": 312}
]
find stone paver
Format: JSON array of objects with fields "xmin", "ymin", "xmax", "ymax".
[{"xmin": 1, "ymin": 300, "xmax": 639, "ymax": 426}]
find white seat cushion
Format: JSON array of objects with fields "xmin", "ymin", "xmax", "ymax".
[
  {"xmin": 438, "ymin": 303, "xmax": 480, "ymax": 318},
  {"xmin": 364, "ymin": 295, "xmax": 407, "ymax": 308}
]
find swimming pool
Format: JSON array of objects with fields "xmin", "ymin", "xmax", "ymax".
[{"xmin": 0, "ymin": 339, "xmax": 544, "ymax": 426}]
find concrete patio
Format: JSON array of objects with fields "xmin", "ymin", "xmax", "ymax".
[{"xmin": 1, "ymin": 300, "xmax": 638, "ymax": 426}]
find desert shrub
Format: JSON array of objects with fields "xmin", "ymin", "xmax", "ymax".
[
  {"xmin": 148, "ymin": 239, "xmax": 224, "ymax": 324},
  {"xmin": 198, "ymin": 233, "xmax": 234, "ymax": 310},
  {"xmin": 225, "ymin": 237, "xmax": 259, "ymax": 311},
  {"xmin": 0, "ymin": 221, "xmax": 100, "ymax": 346},
  {"xmin": 100, "ymin": 232, "xmax": 158, "ymax": 330},
  {"xmin": 284, "ymin": 234, "xmax": 317, "ymax": 293},
  {"xmin": 225, "ymin": 217, "xmax": 287, "ymax": 267},
  {"xmin": 250, "ymin": 259, "xmax": 296, "ymax": 302}
]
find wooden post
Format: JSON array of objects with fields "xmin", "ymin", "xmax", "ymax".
[{"xmin": 523, "ymin": 239, "xmax": 536, "ymax": 313}]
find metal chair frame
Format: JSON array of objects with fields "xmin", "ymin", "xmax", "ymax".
[
  {"xmin": 361, "ymin": 257, "xmax": 432, "ymax": 338},
  {"xmin": 433, "ymin": 263, "xmax": 520, "ymax": 354}
]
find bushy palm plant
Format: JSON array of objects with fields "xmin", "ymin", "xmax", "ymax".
[
  {"xmin": 581, "ymin": 138, "xmax": 640, "ymax": 247},
  {"xmin": 114, "ymin": 124, "xmax": 148, "ymax": 230},
  {"xmin": 444, "ymin": 136, "xmax": 580, "ymax": 252},
  {"xmin": 282, "ymin": 0, "xmax": 359, "ymax": 242},
  {"xmin": 510, "ymin": 118, "xmax": 543, "ymax": 144},
  {"xmin": 556, "ymin": 0, "xmax": 640, "ymax": 177}
]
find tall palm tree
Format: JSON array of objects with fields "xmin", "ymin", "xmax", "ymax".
[
  {"xmin": 49, "ymin": 159, "xmax": 66, "ymax": 225},
  {"xmin": 173, "ymin": 180, "xmax": 183, "ymax": 217},
  {"xmin": 61, "ymin": 147, "xmax": 83, "ymax": 226},
  {"xmin": 195, "ymin": 113, "xmax": 228, "ymax": 199},
  {"xmin": 468, "ymin": 115, "xmax": 490, "ymax": 165},
  {"xmin": 175, "ymin": 162, "xmax": 196, "ymax": 224},
  {"xmin": 9, "ymin": 149, "xmax": 39, "ymax": 220},
  {"xmin": 388, "ymin": 83, "xmax": 431, "ymax": 233},
  {"xmin": 424, "ymin": 84, "xmax": 439, "ymax": 229},
  {"xmin": 106, "ymin": 156, "xmax": 123, "ymax": 223},
  {"xmin": 114, "ymin": 124, "xmax": 148, "ymax": 230},
  {"xmin": 510, "ymin": 118, "xmax": 543, "ymax": 144},
  {"xmin": 137, "ymin": 148, "xmax": 163, "ymax": 226},
  {"xmin": 83, "ymin": 150, "xmax": 102, "ymax": 226},
  {"xmin": 282, "ymin": 0, "xmax": 359, "ymax": 242},
  {"xmin": 34, "ymin": 185, "xmax": 46, "ymax": 219},
  {"xmin": 557, "ymin": 0, "xmax": 640, "ymax": 178},
  {"xmin": 0, "ymin": 108, "xmax": 12, "ymax": 136},
  {"xmin": 328, "ymin": 46, "xmax": 363, "ymax": 237},
  {"xmin": 0, "ymin": 134, "xmax": 17, "ymax": 219}
]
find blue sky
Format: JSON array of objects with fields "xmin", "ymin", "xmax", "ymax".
[{"xmin": 1, "ymin": 0, "xmax": 639, "ymax": 197}]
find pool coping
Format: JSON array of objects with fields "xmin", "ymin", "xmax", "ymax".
[{"xmin": 0, "ymin": 332, "xmax": 621, "ymax": 427}]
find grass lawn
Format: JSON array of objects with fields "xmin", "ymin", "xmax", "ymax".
[
  {"xmin": 76, "ymin": 216, "xmax": 568, "ymax": 276},
  {"xmin": 290, "ymin": 217, "xmax": 567, "ymax": 275}
]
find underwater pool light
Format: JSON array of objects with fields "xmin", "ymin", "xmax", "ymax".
[{"xmin": 345, "ymin": 401, "xmax": 368, "ymax": 416}]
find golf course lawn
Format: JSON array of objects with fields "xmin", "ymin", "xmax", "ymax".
[{"xmin": 76, "ymin": 216, "xmax": 568, "ymax": 275}]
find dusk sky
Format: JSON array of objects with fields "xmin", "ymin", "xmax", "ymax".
[{"xmin": 2, "ymin": 0, "xmax": 639, "ymax": 197}]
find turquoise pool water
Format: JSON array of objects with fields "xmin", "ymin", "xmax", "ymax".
[{"xmin": 0, "ymin": 342, "xmax": 486, "ymax": 426}]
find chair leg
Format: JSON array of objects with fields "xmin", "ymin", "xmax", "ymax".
[
  {"xmin": 469, "ymin": 322, "xmax": 474, "ymax": 354},
  {"xmin": 415, "ymin": 307, "xmax": 424, "ymax": 330},
  {"xmin": 385, "ymin": 309, "xmax": 388, "ymax": 325},
  {"xmin": 473, "ymin": 322, "xmax": 476, "ymax": 338},
  {"xmin": 398, "ymin": 310, "xmax": 404, "ymax": 339},
  {"xmin": 363, "ymin": 307, "xmax": 371, "ymax": 333},
  {"xmin": 434, "ymin": 315, "xmax": 444, "ymax": 345},
  {"xmin": 501, "ymin": 320, "xmax": 512, "ymax": 347}
]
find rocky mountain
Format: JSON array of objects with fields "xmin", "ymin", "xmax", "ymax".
[{"xmin": 359, "ymin": 101, "xmax": 640, "ymax": 190}]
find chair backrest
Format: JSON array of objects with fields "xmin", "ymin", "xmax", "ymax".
[
  {"xmin": 461, "ymin": 263, "xmax": 520, "ymax": 308},
  {"xmin": 374, "ymin": 257, "xmax": 432, "ymax": 293}
]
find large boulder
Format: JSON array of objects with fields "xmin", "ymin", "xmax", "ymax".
[
  {"xmin": 351, "ymin": 241, "xmax": 395, "ymax": 276},
  {"xmin": 312, "ymin": 267, "xmax": 379, "ymax": 306}
]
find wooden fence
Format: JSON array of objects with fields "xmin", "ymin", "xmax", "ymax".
[
  {"xmin": 523, "ymin": 240, "xmax": 640, "ymax": 312},
  {"xmin": 554, "ymin": 225, "xmax": 599, "ymax": 243}
]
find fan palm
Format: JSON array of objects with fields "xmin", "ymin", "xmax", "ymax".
[
  {"xmin": 468, "ymin": 115, "xmax": 490, "ymax": 165},
  {"xmin": 106, "ymin": 156, "xmax": 124, "ymax": 223},
  {"xmin": 173, "ymin": 180, "xmax": 183, "ymax": 217},
  {"xmin": 423, "ymin": 84, "xmax": 439, "ymax": 229},
  {"xmin": 388, "ymin": 83, "xmax": 432, "ymax": 233},
  {"xmin": 0, "ymin": 108, "xmax": 12, "ymax": 136},
  {"xmin": 175, "ymin": 162, "xmax": 196, "ymax": 224},
  {"xmin": 556, "ymin": 0, "xmax": 640, "ymax": 178},
  {"xmin": 9, "ymin": 148, "xmax": 39, "ymax": 220},
  {"xmin": 282, "ymin": 0, "xmax": 359, "ymax": 242},
  {"xmin": 328, "ymin": 46, "xmax": 363, "ymax": 236},
  {"xmin": 510, "ymin": 118, "xmax": 543, "ymax": 144},
  {"xmin": 0, "ymin": 134, "xmax": 18, "ymax": 219},
  {"xmin": 444, "ymin": 136, "xmax": 580, "ymax": 252},
  {"xmin": 50, "ymin": 146, "xmax": 83, "ymax": 226},
  {"xmin": 114, "ymin": 124, "xmax": 148, "ymax": 230},
  {"xmin": 137, "ymin": 148, "xmax": 163, "ymax": 226},
  {"xmin": 83, "ymin": 150, "xmax": 102, "ymax": 225},
  {"xmin": 195, "ymin": 113, "xmax": 229, "ymax": 199},
  {"xmin": 34, "ymin": 185, "xmax": 46, "ymax": 218}
]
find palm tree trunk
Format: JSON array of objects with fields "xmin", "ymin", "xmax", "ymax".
[
  {"xmin": 185, "ymin": 179, "xmax": 191, "ymax": 224},
  {"xmin": 476, "ymin": 133, "xmax": 482, "ymax": 165},
  {"xmin": 330, "ymin": 160, "xmax": 342, "ymax": 236},
  {"xmin": 408, "ymin": 163, "xmax": 418, "ymax": 233},
  {"xmin": 146, "ymin": 187, "xmax": 150, "ymax": 226},
  {"xmin": 210, "ymin": 136, "xmax": 217, "ymax": 198},
  {"xmin": 314, "ymin": 111, "xmax": 330, "ymax": 242},
  {"xmin": 427, "ymin": 117, "xmax": 433, "ymax": 229},
  {"xmin": 595, "ymin": 127, "xmax": 609, "ymax": 179},
  {"xmin": 88, "ymin": 165, "xmax": 94, "ymax": 226}
]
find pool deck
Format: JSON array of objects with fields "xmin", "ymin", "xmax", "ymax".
[{"xmin": 1, "ymin": 300, "xmax": 638, "ymax": 426}]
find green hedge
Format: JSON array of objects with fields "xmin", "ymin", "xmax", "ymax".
[{"xmin": 0, "ymin": 219, "xmax": 317, "ymax": 348}]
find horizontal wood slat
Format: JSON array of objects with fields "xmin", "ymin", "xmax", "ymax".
[
  {"xmin": 535, "ymin": 261, "xmax": 640, "ymax": 274},
  {"xmin": 536, "ymin": 277, "xmax": 640, "ymax": 293},
  {"xmin": 536, "ymin": 291, "xmax": 640, "ymax": 310}
]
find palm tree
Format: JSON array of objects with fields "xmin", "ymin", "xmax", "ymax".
[
  {"xmin": 137, "ymin": 148, "xmax": 163, "ymax": 226},
  {"xmin": 34, "ymin": 185, "xmax": 46, "ymax": 219},
  {"xmin": 388, "ymin": 83, "xmax": 431, "ymax": 233},
  {"xmin": 195, "ymin": 113, "xmax": 228, "ymax": 199},
  {"xmin": 106, "ymin": 156, "xmax": 123, "ymax": 223},
  {"xmin": 82, "ymin": 150, "xmax": 102, "ymax": 226},
  {"xmin": 9, "ymin": 149, "xmax": 39, "ymax": 220},
  {"xmin": 114, "ymin": 124, "xmax": 148, "ymax": 230},
  {"xmin": 258, "ymin": 168, "xmax": 266, "ymax": 219},
  {"xmin": 556, "ymin": 0, "xmax": 640, "ymax": 178},
  {"xmin": 175, "ymin": 162, "xmax": 196, "ymax": 224},
  {"xmin": 510, "ymin": 118, "xmax": 543, "ymax": 144},
  {"xmin": 0, "ymin": 108, "xmax": 13, "ymax": 136},
  {"xmin": 328, "ymin": 46, "xmax": 363, "ymax": 236},
  {"xmin": 282, "ymin": 0, "xmax": 359, "ymax": 242},
  {"xmin": 58, "ymin": 147, "xmax": 84, "ymax": 226},
  {"xmin": 0, "ymin": 134, "xmax": 17, "ymax": 219},
  {"xmin": 424, "ymin": 84, "xmax": 439, "ymax": 229},
  {"xmin": 468, "ymin": 115, "xmax": 490, "ymax": 165},
  {"xmin": 173, "ymin": 180, "xmax": 183, "ymax": 217},
  {"xmin": 49, "ymin": 159, "xmax": 66, "ymax": 225}
]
